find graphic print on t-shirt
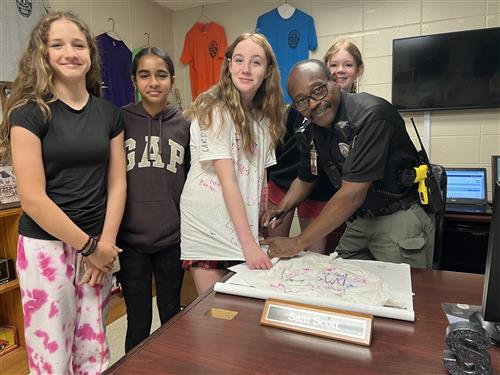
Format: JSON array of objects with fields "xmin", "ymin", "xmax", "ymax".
[
  {"xmin": 17, "ymin": 0, "xmax": 33, "ymax": 17},
  {"xmin": 209, "ymin": 40, "xmax": 218, "ymax": 58},
  {"xmin": 288, "ymin": 29, "xmax": 300, "ymax": 48}
]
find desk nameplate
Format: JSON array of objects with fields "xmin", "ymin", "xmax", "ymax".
[{"xmin": 260, "ymin": 298, "xmax": 373, "ymax": 346}]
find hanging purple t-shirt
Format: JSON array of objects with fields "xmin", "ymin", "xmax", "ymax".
[{"xmin": 96, "ymin": 33, "xmax": 134, "ymax": 107}]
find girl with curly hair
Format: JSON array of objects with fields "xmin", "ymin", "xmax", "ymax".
[{"xmin": 0, "ymin": 11, "xmax": 126, "ymax": 374}]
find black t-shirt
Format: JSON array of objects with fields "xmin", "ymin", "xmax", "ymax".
[
  {"xmin": 267, "ymin": 107, "xmax": 334, "ymax": 201},
  {"xmin": 10, "ymin": 96, "xmax": 124, "ymax": 239},
  {"xmin": 299, "ymin": 91, "xmax": 419, "ymax": 214}
]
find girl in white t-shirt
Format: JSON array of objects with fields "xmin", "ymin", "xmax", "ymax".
[{"xmin": 180, "ymin": 33, "xmax": 284, "ymax": 294}]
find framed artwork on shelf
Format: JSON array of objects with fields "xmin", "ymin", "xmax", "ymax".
[
  {"xmin": 0, "ymin": 166, "xmax": 20, "ymax": 209},
  {"xmin": 492, "ymin": 155, "xmax": 500, "ymax": 198},
  {"xmin": 0, "ymin": 325, "xmax": 19, "ymax": 357}
]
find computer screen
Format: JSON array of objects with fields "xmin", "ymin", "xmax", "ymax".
[{"xmin": 446, "ymin": 168, "xmax": 487, "ymax": 203}]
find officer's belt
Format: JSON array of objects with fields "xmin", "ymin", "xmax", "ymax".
[{"xmin": 355, "ymin": 194, "xmax": 418, "ymax": 219}]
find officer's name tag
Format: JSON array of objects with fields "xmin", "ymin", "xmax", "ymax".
[{"xmin": 260, "ymin": 298, "xmax": 373, "ymax": 346}]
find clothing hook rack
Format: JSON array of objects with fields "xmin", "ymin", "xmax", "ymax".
[
  {"xmin": 196, "ymin": 5, "xmax": 211, "ymax": 23},
  {"xmin": 105, "ymin": 17, "xmax": 122, "ymax": 41},
  {"xmin": 144, "ymin": 33, "xmax": 150, "ymax": 46},
  {"xmin": 41, "ymin": 0, "xmax": 50, "ymax": 13},
  {"xmin": 107, "ymin": 17, "xmax": 115, "ymax": 32}
]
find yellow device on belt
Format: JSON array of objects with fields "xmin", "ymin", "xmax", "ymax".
[
  {"xmin": 413, "ymin": 164, "xmax": 429, "ymax": 205},
  {"xmin": 410, "ymin": 117, "xmax": 444, "ymax": 214}
]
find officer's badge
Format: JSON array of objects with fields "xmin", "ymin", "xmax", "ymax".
[{"xmin": 338, "ymin": 142, "xmax": 350, "ymax": 159}]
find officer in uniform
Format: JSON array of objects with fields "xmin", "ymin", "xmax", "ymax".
[{"xmin": 261, "ymin": 59, "xmax": 435, "ymax": 268}]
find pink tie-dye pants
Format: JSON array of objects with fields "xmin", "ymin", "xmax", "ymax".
[{"xmin": 17, "ymin": 235, "xmax": 112, "ymax": 375}]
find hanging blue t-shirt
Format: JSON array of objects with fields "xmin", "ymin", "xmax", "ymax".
[
  {"xmin": 256, "ymin": 8, "xmax": 318, "ymax": 103},
  {"xmin": 96, "ymin": 33, "xmax": 135, "ymax": 107}
]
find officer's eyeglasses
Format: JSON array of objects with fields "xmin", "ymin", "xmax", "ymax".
[{"xmin": 292, "ymin": 81, "xmax": 329, "ymax": 112}]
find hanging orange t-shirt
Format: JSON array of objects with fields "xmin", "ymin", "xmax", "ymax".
[{"xmin": 180, "ymin": 22, "xmax": 227, "ymax": 100}]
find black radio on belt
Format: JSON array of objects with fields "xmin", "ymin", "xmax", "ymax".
[{"xmin": 0, "ymin": 259, "xmax": 16, "ymax": 285}]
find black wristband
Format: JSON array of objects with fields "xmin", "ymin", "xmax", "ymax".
[
  {"xmin": 78, "ymin": 235, "xmax": 92, "ymax": 254},
  {"xmin": 81, "ymin": 236, "xmax": 98, "ymax": 257}
]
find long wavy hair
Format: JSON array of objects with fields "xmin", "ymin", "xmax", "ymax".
[
  {"xmin": 0, "ymin": 11, "xmax": 101, "ymax": 161},
  {"xmin": 184, "ymin": 33, "xmax": 284, "ymax": 157},
  {"xmin": 323, "ymin": 39, "xmax": 364, "ymax": 93}
]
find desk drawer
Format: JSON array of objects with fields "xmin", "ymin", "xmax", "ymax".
[{"xmin": 441, "ymin": 221, "xmax": 489, "ymax": 274}]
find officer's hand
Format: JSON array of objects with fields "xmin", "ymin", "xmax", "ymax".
[
  {"xmin": 260, "ymin": 208, "xmax": 286, "ymax": 229},
  {"xmin": 260, "ymin": 236, "xmax": 302, "ymax": 259},
  {"xmin": 259, "ymin": 209, "xmax": 285, "ymax": 232}
]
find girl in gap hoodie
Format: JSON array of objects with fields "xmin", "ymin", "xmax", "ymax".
[{"xmin": 116, "ymin": 47, "xmax": 190, "ymax": 353}]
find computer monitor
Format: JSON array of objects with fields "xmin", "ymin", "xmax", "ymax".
[
  {"xmin": 445, "ymin": 168, "xmax": 487, "ymax": 204},
  {"xmin": 471, "ymin": 181, "xmax": 500, "ymax": 343}
]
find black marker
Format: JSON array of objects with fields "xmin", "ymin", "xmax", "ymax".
[{"xmin": 259, "ymin": 210, "xmax": 287, "ymax": 234}]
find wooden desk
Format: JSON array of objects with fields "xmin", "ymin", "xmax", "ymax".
[
  {"xmin": 445, "ymin": 212, "xmax": 492, "ymax": 224},
  {"xmin": 107, "ymin": 269, "xmax": 500, "ymax": 374}
]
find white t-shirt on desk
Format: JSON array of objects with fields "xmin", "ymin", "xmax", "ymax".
[{"xmin": 180, "ymin": 109, "xmax": 276, "ymax": 261}]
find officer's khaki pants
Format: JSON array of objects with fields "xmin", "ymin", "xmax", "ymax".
[{"xmin": 336, "ymin": 203, "xmax": 435, "ymax": 269}]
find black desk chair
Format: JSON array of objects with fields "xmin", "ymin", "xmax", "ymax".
[{"xmin": 431, "ymin": 164, "xmax": 447, "ymax": 269}]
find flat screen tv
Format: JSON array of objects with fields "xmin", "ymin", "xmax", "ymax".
[{"xmin": 392, "ymin": 27, "xmax": 500, "ymax": 112}]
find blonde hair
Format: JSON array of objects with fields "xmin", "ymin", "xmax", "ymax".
[
  {"xmin": 0, "ymin": 11, "xmax": 101, "ymax": 161},
  {"xmin": 323, "ymin": 39, "xmax": 363, "ymax": 93},
  {"xmin": 183, "ymin": 33, "xmax": 284, "ymax": 156}
]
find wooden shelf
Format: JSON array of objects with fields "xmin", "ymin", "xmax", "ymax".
[
  {"xmin": 0, "ymin": 280, "xmax": 19, "ymax": 295},
  {"xmin": 0, "ymin": 346, "xmax": 28, "ymax": 375},
  {"xmin": 0, "ymin": 204, "xmax": 25, "ymax": 373},
  {"xmin": 0, "ymin": 206, "xmax": 21, "ymax": 219}
]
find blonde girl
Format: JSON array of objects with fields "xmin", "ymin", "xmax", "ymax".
[
  {"xmin": 180, "ymin": 33, "xmax": 284, "ymax": 294},
  {"xmin": 324, "ymin": 38, "xmax": 364, "ymax": 93}
]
